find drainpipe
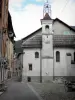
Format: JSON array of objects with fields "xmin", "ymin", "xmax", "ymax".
[
  {"xmin": 0, "ymin": 29, "xmax": 3, "ymax": 84},
  {"xmin": 40, "ymin": 49, "xmax": 42, "ymax": 83}
]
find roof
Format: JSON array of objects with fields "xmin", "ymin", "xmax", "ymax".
[
  {"xmin": 22, "ymin": 18, "xmax": 75, "ymax": 41},
  {"xmin": 22, "ymin": 28, "xmax": 42, "ymax": 40},
  {"xmin": 22, "ymin": 35, "xmax": 75, "ymax": 48},
  {"xmin": 71, "ymin": 26, "xmax": 75, "ymax": 30},
  {"xmin": 21, "ymin": 18, "xmax": 75, "ymax": 49},
  {"xmin": 8, "ymin": 11, "xmax": 16, "ymax": 37},
  {"xmin": 54, "ymin": 18, "xmax": 75, "ymax": 32},
  {"xmin": 42, "ymin": 13, "xmax": 51, "ymax": 20},
  {"xmin": 53, "ymin": 35, "xmax": 75, "ymax": 48},
  {"xmin": 22, "ymin": 35, "xmax": 42, "ymax": 48}
]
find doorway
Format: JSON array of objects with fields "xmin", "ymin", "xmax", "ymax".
[{"xmin": 27, "ymin": 77, "xmax": 31, "ymax": 82}]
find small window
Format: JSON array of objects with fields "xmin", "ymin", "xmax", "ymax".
[
  {"xmin": 35, "ymin": 52, "xmax": 39, "ymax": 58},
  {"xmin": 29, "ymin": 64, "xmax": 32, "ymax": 70},
  {"xmin": 56, "ymin": 51, "xmax": 60, "ymax": 62},
  {"xmin": 45, "ymin": 25, "xmax": 49, "ymax": 29},
  {"xmin": 16, "ymin": 68, "xmax": 17, "ymax": 70}
]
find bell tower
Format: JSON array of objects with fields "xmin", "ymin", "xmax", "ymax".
[{"xmin": 41, "ymin": 0, "xmax": 54, "ymax": 82}]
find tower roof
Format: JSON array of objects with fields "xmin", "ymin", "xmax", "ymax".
[{"xmin": 42, "ymin": 13, "xmax": 51, "ymax": 20}]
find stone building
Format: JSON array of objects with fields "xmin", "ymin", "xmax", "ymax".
[
  {"xmin": 22, "ymin": 1, "xmax": 75, "ymax": 83},
  {"xmin": 7, "ymin": 12, "xmax": 15, "ymax": 78},
  {"xmin": 0, "ymin": 0, "xmax": 15, "ymax": 89}
]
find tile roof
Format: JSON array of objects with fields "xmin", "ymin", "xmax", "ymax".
[
  {"xmin": 8, "ymin": 11, "xmax": 16, "ymax": 37},
  {"xmin": 22, "ymin": 35, "xmax": 75, "ymax": 48},
  {"xmin": 22, "ymin": 35, "xmax": 42, "ymax": 48},
  {"xmin": 53, "ymin": 35, "xmax": 75, "ymax": 48},
  {"xmin": 71, "ymin": 26, "xmax": 75, "ymax": 30}
]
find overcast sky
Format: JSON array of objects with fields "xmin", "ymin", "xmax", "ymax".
[{"xmin": 9, "ymin": 0, "xmax": 75, "ymax": 40}]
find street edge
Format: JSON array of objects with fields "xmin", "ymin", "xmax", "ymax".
[
  {"xmin": 0, "ymin": 92, "xmax": 3, "ymax": 96},
  {"xmin": 27, "ymin": 83, "xmax": 43, "ymax": 100}
]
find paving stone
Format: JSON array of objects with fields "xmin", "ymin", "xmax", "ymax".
[{"xmin": 29, "ymin": 82, "xmax": 75, "ymax": 100}]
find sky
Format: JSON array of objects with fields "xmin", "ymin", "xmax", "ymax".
[{"xmin": 9, "ymin": 0, "xmax": 75, "ymax": 40}]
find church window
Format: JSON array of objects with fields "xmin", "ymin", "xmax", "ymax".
[
  {"xmin": 56, "ymin": 51, "xmax": 60, "ymax": 62},
  {"xmin": 74, "ymin": 52, "xmax": 75, "ymax": 62},
  {"xmin": 35, "ymin": 52, "xmax": 39, "ymax": 58},
  {"xmin": 29, "ymin": 64, "xmax": 32, "ymax": 70}
]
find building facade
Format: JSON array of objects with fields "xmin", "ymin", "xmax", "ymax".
[
  {"xmin": 7, "ymin": 12, "xmax": 15, "ymax": 78},
  {"xmin": 22, "ymin": 2, "xmax": 75, "ymax": 82},
  {"xmin": 0, "ymin": 0, "xmax": 15, "ymax": 88}
]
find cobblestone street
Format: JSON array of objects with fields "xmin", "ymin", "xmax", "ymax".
[{"xmin": 28, "ymin": 82, "xmax": 75, "ymax": 100}]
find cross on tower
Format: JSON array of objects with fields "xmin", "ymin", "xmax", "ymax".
[{"xmin": 43, "ymin": 0, "xmax": 51, "ymax": 18}]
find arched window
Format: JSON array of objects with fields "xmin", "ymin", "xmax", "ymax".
[
  {"xmin": 35, "ymin": 52, "xmax": 39, "ymax": 58},
  {"xmin": 74, "ymin": 52, "xmax": 75, "ymax": 62},
  {"xmin": 56, "ymin": 51, "xmax": 60, "ymax": 62},
  {"xmin": 45, "ymin": 25, "xmax": 49, "ymax": 33},
  {"xmin": 45, "ymin": 25, "xmax": 49, "ymax": 29}
]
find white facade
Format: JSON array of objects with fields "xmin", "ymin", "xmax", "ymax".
[
  {"xmin": 22, "ymin": 16, "xmax": 75, "ymax": 82},
  {"xmin": 53, "ymin": 20, "xmax": 75, "ymax": 35},
  {"xmin": 54, "ymin": 48, "xmax": 75, "ymax": 76},
  {"xmin": 22, "ymin": 49, "xmax": 41, "ymax": 82}
]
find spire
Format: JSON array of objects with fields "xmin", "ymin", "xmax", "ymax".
[
  {"xmin": 43, "ymin": 13, "xmax": 51, "ymax": 20},
  {"xmin": 43, "ymin": 0, "xmax": 52, "ymax": 19}
]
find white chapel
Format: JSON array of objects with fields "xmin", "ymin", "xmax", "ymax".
[{"xmin": 22, "ymin": 1, "xmax": 75, "ymax": 82}]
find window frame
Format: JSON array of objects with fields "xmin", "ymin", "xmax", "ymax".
[
  {"xmin": 45, "ymin": 25, "xmax": 49, "ymax": 29},
  {"xmin": 35, "ymin": 52, "xmax": 39, "ymax": 58},
  {"xmin": 29, "ymin": 64, "xmax": 32, "ymax": 71},
  {"xmin": 56, "ymin": 51, "xmax": 60, "ymax": 62}
]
